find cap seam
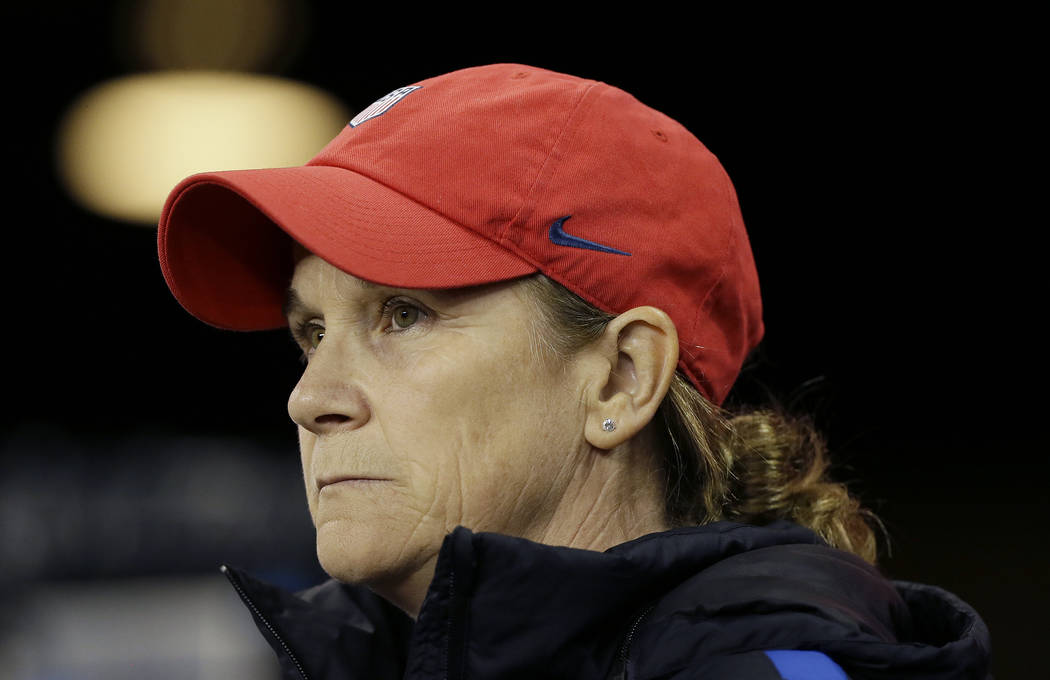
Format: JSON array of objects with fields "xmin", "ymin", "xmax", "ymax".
[
  {"xmin": 255, "ymin": 171, "xmax": 529, "ymax": 268},
  {"xmin": 691, "ymin": 168, "xmax": 739, "ymax": 338},
  {"xmin": 291, "ymin": 163, "xmax": 541, "ymax": 270},
  {"xmin": 680, "ymin": 266, "xmax": 728, "ymax": 401},
  {"xmin": 490, "ymin": 82, "xmax": 642, "ymax": 317},
  {"xmin": 682, "ymin": 168, "xmax": 746, "ymax": 402},
  {"xmin": 300, "ymin": 158, "xmax": 546, "ymax": 274},
  {"xmin": 495, "ymin": 79, "xmax": 605, "ymax": 246}
]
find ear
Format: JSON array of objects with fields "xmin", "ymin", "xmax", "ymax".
[{"xmin": 582, "ymin": 306, "xmax": 679, "ymax": 450}]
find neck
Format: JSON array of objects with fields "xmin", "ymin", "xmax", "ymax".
[
  {"xmin": 371, "ymin": 439, "xmax": 670, "ymax": 619},
  {"xmin": 532, "ymin": 440, "xmax": 671, "ymax": 553}
]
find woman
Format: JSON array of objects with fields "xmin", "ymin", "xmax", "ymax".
[{"xmin": 158, "ymin": 64, "xmax": 991, "ymax": 679}]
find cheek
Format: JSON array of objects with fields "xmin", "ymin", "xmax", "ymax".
[
  {"xmin": 380, "ymin": 336, "xmax": 581, "ymax": 532},
  {"xmin": 298, "ymin": 427, "xmax": 318, "ymax": 520}
]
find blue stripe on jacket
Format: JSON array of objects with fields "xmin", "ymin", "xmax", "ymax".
[{"xmin": 764, "ymin": 650, "xmax": 849, "ymax": 679}]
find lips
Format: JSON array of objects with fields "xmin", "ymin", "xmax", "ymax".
[{"xmin": 316, "ymin": 475, "xmax": 391, "ymax": 492}]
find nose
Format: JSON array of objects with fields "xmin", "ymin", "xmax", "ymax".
[{"xmin": 287, "ymin": 346, "xmax": 371, "ymax": 435}]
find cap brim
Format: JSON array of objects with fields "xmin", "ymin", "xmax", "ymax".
[{"xmin": 158, "ymin": 165, "xmax": 538, "ymax": 330}]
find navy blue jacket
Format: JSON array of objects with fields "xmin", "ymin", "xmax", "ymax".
[{"xmin": 222, "ymin": 520, "xmax": 992, "ymax": 679}]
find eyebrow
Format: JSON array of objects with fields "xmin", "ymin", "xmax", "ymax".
[
  {"xmin": 282, "ymin": 277, "xmax": 484, "ymax": 323},
  {"xmin": 282, "ymin": 288, "xmax": 307, "ymax": 320},
  {"xmin": 282, "ymin": 279, "xmax": 377, "ymax": 320}
]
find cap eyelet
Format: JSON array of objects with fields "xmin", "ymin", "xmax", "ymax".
[
  {"xmin": 652, "ymin": 129, "xmax": 668, "ymax": 142},
  {"xmin": 512, "ymin": 71, "xmax": 530, "ymax": 79}
]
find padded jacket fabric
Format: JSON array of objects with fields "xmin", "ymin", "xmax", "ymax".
[{"xmin": 222, "ymin": 520, "xmax": 992, "ymax": 679}]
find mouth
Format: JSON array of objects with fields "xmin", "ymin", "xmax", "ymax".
[{"xmin": 316, "ymin": 476, "xmax": 391, "ymax": 492}]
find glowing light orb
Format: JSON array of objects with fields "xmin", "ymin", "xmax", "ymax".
[{"xmin": 56, "ymin": 71, "xmax": 349, "ymax": 225}]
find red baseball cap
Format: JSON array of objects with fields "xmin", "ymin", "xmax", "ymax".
[{"xmin": 158, "ymin": 63, "xmax": 763, "ymax": 405}]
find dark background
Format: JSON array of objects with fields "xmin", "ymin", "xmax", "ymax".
[{"xmin": 1, "ymin": 3, "xmax": 1042, "ymax": 678}]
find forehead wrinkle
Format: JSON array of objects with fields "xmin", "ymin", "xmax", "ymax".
[
  {"xmin": 338, "ymin": 271, "xmax": 470, "ymax": 306},
  {"xmin": 330, "ymin": 271, "xmax": 384, "ymax": 306},
  {"xmin": 285, "ymin": 258, "xmax": 376, "ymax": 314}
]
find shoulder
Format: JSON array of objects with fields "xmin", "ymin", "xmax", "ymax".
[
  {"xmin": 649, "ymin": 542, "xmax": 908, "ymax": 641},
  {"xmin": 624, "ymin": 542, "xmax": 906, "ymax": 679}
]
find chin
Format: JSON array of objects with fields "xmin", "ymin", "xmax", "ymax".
[{"xmin": 315, "ymin": 518, "xmax": 436, "ymax": 589}]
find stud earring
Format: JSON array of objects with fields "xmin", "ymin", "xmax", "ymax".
[{"xmin": 602, "ymin": 418, "xmax": 617, "ymax": 432}]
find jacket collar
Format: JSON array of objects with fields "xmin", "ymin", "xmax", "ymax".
[
  {"xmin": 223, "ymin": 520, "xmax": 989, "ymax": 679},
  {"xmin": 226, "ymin": 520, "xmax": 827, "ymax": 679}
]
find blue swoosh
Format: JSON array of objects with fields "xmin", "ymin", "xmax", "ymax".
[{"xmin": 548, "ymin": 216, "xmax": 631, "ymax": 256}]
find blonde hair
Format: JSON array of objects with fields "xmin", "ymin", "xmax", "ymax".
[{"xmin": 518, "ymin": 273, "xmax": 886, "ymax": 565}]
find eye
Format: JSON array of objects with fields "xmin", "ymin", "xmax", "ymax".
[
  {"xmin": 291, "ymin": 320, "xmax": 325, "ymax": 358},
  {"xmin": 392, "ymin": 304, "xmax": 419, "ymax": 329},
  {"xmin": 306, "ymin": 324, "xmax": 325, "ymax": 348},
  {"xmin": 390, "ymin": 302, "xmax": 417, "ymax": 329},
  {"xmin": 382, "ymin": 299, "xmax": 427, "ymax": 332}
]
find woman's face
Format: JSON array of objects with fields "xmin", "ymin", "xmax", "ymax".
[{"xmin": 285, "ymin": 254, "xmax": 590, "ymax": 606}]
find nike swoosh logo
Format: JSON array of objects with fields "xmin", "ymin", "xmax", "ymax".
[{"xmin": 548, "ymin": 216, "xmax": 631, "ymax": 256}]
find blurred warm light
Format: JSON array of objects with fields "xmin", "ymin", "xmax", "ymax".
[
  {"xmin": 55, "ymin": 71, "xmax": 349, "ymax": 225},
  {"xmin": 121, "ymin": 0, "xmax": 307, "ymax": 72}
]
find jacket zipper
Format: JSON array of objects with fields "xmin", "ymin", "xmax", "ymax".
[
  {"xmin": 221, "ymin": 565, "xmax": 311, "ymax": 680},
  {"xmin": 615, "ymin": 604, "xmax": 655, "ymax": 680},
  {"xmin": 446, "ymin": 569, "xmax": 454, "ymax": 680},
  {"xmin": 445, "ymin": 566, "xmax": 457, "ymax": 680}
]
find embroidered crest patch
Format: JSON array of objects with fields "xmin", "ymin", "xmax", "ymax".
[{"xmin": 349, "ymin": 85, "xmax": 422, "ymax": 127}]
